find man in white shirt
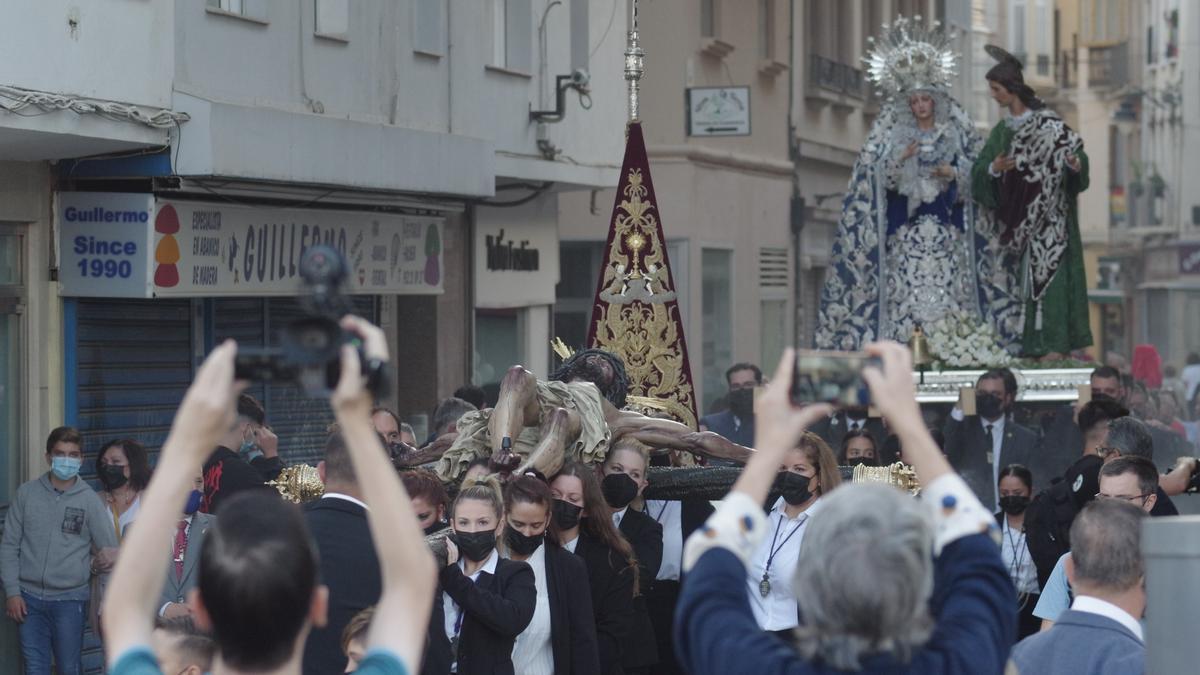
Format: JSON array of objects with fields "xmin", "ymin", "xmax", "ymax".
[{"xmin": 1012, "ymin": 499, "xmax": 1146, "ymax": 675}]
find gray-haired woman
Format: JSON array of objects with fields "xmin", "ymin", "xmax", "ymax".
[{"xmin": 674, "ymin": 343, "xmax": 1015, "ymax": 674}]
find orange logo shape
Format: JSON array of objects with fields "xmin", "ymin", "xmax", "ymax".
[{"xmin": 154, "ymin": 204, "xmax": 181, "ymax": 287}]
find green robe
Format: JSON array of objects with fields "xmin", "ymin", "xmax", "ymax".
[{"xmin": 971, "ymin": 118, "xmax": 1093, "ymax": 357}]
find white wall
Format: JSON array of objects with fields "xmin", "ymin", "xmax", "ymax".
[
  {"xmin": 172, "ymin": 0, "xmax": 626, "ymax": 186},
  {"xmin": 0, "ymin": 1, "xmax": 173, "ymax": 108}
]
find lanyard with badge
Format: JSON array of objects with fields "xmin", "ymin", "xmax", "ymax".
[{"xmin": 759, "ymin": 512, "xmax": 806, "ymax": 597}]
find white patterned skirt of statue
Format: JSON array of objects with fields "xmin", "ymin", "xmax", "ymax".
[{"xmin": 882, "ymin": 214, "xmax": 976, "ymax": 342}]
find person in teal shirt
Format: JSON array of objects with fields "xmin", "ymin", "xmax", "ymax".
[{"xmin": 100, "ymin": 318, "xmax": 437, "ymax": 675}]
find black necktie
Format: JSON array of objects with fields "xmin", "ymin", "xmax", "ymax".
[{"xmin": 985, "ymin": 424, "xmax": 994, "ymax": 455}]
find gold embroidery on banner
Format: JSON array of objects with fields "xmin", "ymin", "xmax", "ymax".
[{"xmin": 591, "ymin": 166, "xmax": 698, "ymax": 430}]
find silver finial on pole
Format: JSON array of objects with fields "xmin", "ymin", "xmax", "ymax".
[{"xmin": 624, "ymin": 0, "xmax": 644, "ymax": 122}]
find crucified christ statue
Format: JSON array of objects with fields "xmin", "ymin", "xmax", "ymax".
[{"xmin": 426, "ymin": 349, "xmax": 751, "ymax": 481}]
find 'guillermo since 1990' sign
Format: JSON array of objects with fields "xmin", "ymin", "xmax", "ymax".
[{"xmin": 57, "ymin": 192, "xmax": 156, "ymax": 298}]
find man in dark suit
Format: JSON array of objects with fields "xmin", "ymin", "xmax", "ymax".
[
  {"xmin": 158, "ymin": 473, "xmax": 215, "ymax": 620},
  {"xmin": 699, "ymin": 363, "xmax": 761, "ymax": 465},
  {"xmin": 301, "ymin": 431, "xmax": 380, "ymax": 675},
  {"xmin": 1034, "ymin": 366, "xmax": 1187, "ymax": 483},
  {"xmin": 943, "ymin": 368, "xmax": 1039, "ymax": 510},
  {"xmin": 810, "ymin": 410, "xmax": 889, "ymax": 463},
  {"xmin": 1012, "ymin": 499, "xmax": 1146, "ymax": 675}
]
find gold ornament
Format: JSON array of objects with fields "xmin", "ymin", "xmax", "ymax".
[
  {"xmin": 267, "ymin": 464, "xmax": 325, "ymax": 503},
  {"xmin": 851, "ymin": 461, "xmax": 921, "ymax": 496}
]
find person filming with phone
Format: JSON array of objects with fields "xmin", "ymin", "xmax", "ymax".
[{"xmin": 674, "ymin": 343, "xmax": 1014, "ymax": 675}]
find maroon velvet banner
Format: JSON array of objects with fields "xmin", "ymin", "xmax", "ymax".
[{"xmin": 585, "ymin": 122, "xmax": 699, "ymax": 429}]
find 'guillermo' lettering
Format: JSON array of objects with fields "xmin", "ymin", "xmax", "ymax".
[{"xmin": 237, "ymin": 222, "xmax": 349, "ymax": 284}]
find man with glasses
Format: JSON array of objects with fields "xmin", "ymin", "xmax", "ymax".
[
  {"xmin": 1032, "ymin": 455, "xmax": 1159, "ymax": 629},
  {"xmin": 699, "ymin": 363, "xmax": 762, "ymax": 467}
]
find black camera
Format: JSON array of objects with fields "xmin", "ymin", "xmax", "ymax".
[{"xmin": 233, "ymin": 245, "xmax": 388, "ymax": 399}]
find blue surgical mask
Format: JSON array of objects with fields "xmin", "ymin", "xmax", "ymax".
[
  {"xmin": 51, "ymin": 456, "xmax": 82, "ymax": 481},
  {"xmin": 238, "ymin": 437, "xmax": 263, "ymax": 462},
  {"xmin": 183, "ymin": 489, "xmax": 204, "ymax": 515}
]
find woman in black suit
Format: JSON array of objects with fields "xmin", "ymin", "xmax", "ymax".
[
  {"xmin": 995, "ymin": 463, "xmax": 1041, "ymax": 639},
  {"xmin": 503, "ymin": 473, "xmax": 601, "ymax": 675},
  {"xmin": 436, "ymin": 475, "xmax": 536, "ymax": 675},
  {"xmin": 598, "ymin": 440, "xmax": 662, "ymax": 675},
  {"xmin": 550, "ymin": 462, "xmax": 637, "ymax": 675}
]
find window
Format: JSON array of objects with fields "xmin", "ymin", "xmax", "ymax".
[
  {"xmin": 759, "ymin": 0, "xmax": 774, "ymax": 60},
  {"xmin": 413, "ymin": 0, "xmax": 445, "ymax": 55},
  {"xmin": 554, "ymin": 242, "xmax": 606, "ymax": 353},
  {"xmin": 0, "ymin": 225, "xmax": 25, "ymax": 509},
  {"xmin": 1034, "ymin": 0, "xmax": 1049, "ymax": 75},
  {"xmin": 492, "ymin": 0, "xmax": 532, "ymax": 72},
  {"xmin": 760, "ymin": 299, "xmax": 787, "ymax": 377},
  {"xmin": 863, "ymin": 0, "xmax": 884, "ymax": 47},
  {"xmin": 1082, "ymin": 0, "xmax": 1126, "ymax": 45},
  {"xmin": 206, "ymin": 0, "xmax": 266, "ymax": 22},
  {"xmin": 474, "ymin": 309, "xmax": 524, "ymax": 399},
  {"xmin": 315, "ymin": 0, "xmax": 348, "ymax": 38},
  {"xmin": 1010, "ymin": 0, "xmax": 1027, "ymax": 64},
  {"xmin": 210, "ymin": 0, "xmax": 243, "ymax": 13},
  {"xmin": 701, "ymin": 249, "xmax": 733, "ymax": 414},
  {"xmin": 701, "ymin": 0, "xmax": 716, "ymax": 38}
]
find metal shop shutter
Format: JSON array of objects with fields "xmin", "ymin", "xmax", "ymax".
[
  {"xmin": 72, "ymin": 297, "xmax": 193, "ymax": 674},
  {"xmin": 212, "ymin": 295, "xmax": 378, "ymax": 467},
  {"xmin": 74, "ymin": 298, "xmax": 194, "ymax": 462}
]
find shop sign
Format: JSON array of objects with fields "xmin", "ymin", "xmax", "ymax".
[
  {"xmin": 153, "ymin": 200, "xmax": 444, "ymax": 297},
  {"xmin": 475, "ymin": 222, "xmax": 558, "ymax": 308},
  {"xmin": 57, "ymin": 192, "xmax": 155, "ymax": 298},
  {"xmin": 57, "ymin": 193, "xmax": 444, "ymax": 297}
]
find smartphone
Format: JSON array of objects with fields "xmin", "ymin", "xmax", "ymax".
[
  {"xmin": 1077, "ymin": 384, "xmax": 1092, "ymax": 406},
  {"xmin": 790, "ymin": 350, "xmax": 878, "ymax": 407}
]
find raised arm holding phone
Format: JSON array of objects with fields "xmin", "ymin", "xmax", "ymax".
[
  {"xmin": 674, "ymin": 342, "xmax": 1015, "ymax": 675},
  {"xmin": 102, "ymin": 316, "xmax": 436, "ymax": 675}
]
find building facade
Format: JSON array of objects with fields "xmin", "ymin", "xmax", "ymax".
[
  {"xmin": 0, "ymin": 5, "xmax": 627, "ymax": 669},
  {"xmin": 557, "ymin": 0, "xmax": 942, "ymax": 413}
]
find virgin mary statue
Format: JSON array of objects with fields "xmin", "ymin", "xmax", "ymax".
[{"xmin": 816, "ymin": 18, "xmax": 1022, "ymax": 351}]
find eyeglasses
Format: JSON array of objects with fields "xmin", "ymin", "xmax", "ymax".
[{"xmin": 1095, "ymin": 492, "xmax": 1152, "ymax": 504}]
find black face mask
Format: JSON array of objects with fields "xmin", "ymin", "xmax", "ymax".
[
  {"xmin": 98, "ymin": 464, "xmax": 129, "ymax": 490},
  {"xmin": 601, "ymin": 472, "xmax": 639, "ymax": 509},
  {"xmin": 775, "ymin": 472, "xmax": 813, "ymax": 506},
  {"xmin": 451, "ymin": 530, "xmax": 497, "ymax": 562},
  {"xmin": 728, "ymin": 388, "xmax": 755, "ymax": 418},
  {"xmin": 505, "ymin": 527, "xmax": 545, "ymax": 557},
  {"xmin": 552, "ymin": 499, "xmax": 583, "ymax": 531},
  {"xmin": 846, "ymin": 456, "xmax": 872, "ymax": 467},
  {"xmin": 423, "ymin": 521, "xmax": 447, "ymax": 536},
  {"xmin": 976, "ymin": 393, "xmax": 1005, "ymax": 419},
  {"xmin": 999, "ymin": 495, "xmax": 1031, "ymax": 516}
]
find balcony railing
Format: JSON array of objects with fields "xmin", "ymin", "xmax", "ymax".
[
  {"xmin": 809, "ymin": 54, "xmax": 865, "ymax": 99},
  {"xmin": 1088, "ymin": 42, "xmax": 1129, "ymax": 88}
]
